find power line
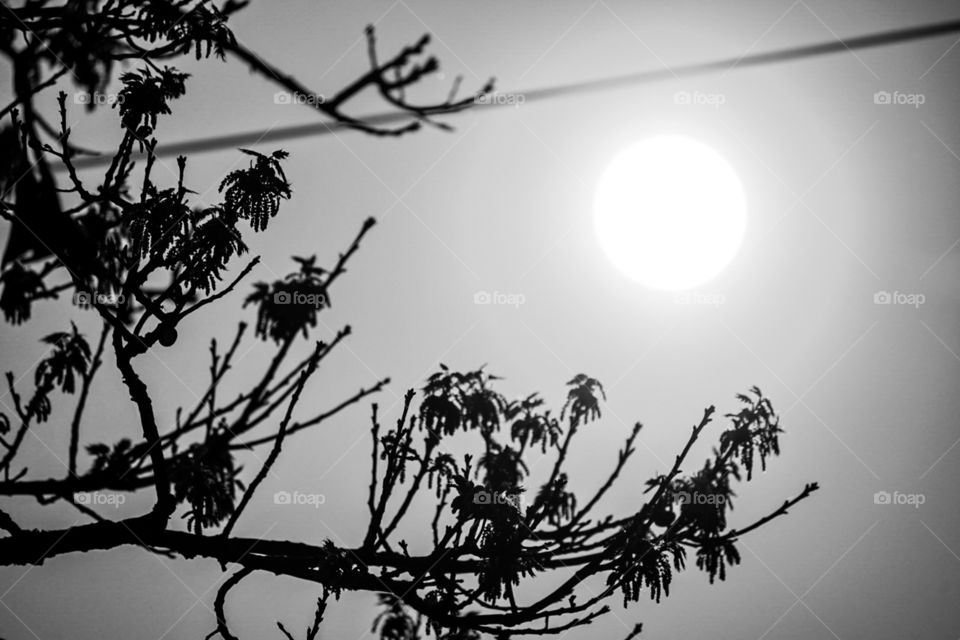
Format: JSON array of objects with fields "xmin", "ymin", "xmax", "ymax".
[{"xmin": 67, "ymin": 17, "xmax": 960, "ymax": 170}]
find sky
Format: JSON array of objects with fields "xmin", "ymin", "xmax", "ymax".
[{"xmin": 1, "ymin": 0, "xmax": 960, "ymax": 638}]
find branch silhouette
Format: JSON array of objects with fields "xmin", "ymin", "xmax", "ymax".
[{"xmin": 0, "ymin": 2, "xmax": 818, "ymax": 639}]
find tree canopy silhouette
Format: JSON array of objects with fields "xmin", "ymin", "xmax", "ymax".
[{"xmin": 0, "ymin": 2, "xmax": 818, "ymax": 638}]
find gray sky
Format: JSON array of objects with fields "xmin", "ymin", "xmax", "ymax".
[{"xmin": 2, "ymin": 1, "xmax": 960, "ymax": 638}]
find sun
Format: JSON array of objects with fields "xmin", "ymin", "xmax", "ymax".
[{"xmin": 593, "ymin": 136, "xmax": 747, "ymax": 291}]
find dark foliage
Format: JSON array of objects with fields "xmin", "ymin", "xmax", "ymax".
[
  {"xmin": 0, "ymin": 3, "xmax": 817, "ymax": 640},
  {"xmin": 35, "ymin": 323, "xmax": 91, "ymax": 394},
  {"xmin": 220, "ymin": 149, "xmax": 291, "ymax": 232},
  {"xmin": 244, "ymin": 255, "xmax": 329, "ymax": 343},
  {"xmin": 116, "ymin": 67, "xmax": 189, "ymax": 134},
  {"xmin": 171, "ymin": 440, "xmax": 243, "ymax": 530}
]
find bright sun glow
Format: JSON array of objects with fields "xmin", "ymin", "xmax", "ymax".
[{"xmin": 594, "ymin": 136, "xmax": 747, "ymax": 291}]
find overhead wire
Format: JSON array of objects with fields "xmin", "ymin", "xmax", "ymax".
[{"xmin": 62, "ymin": 16, "xmax": 960, "ymax": 170}]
